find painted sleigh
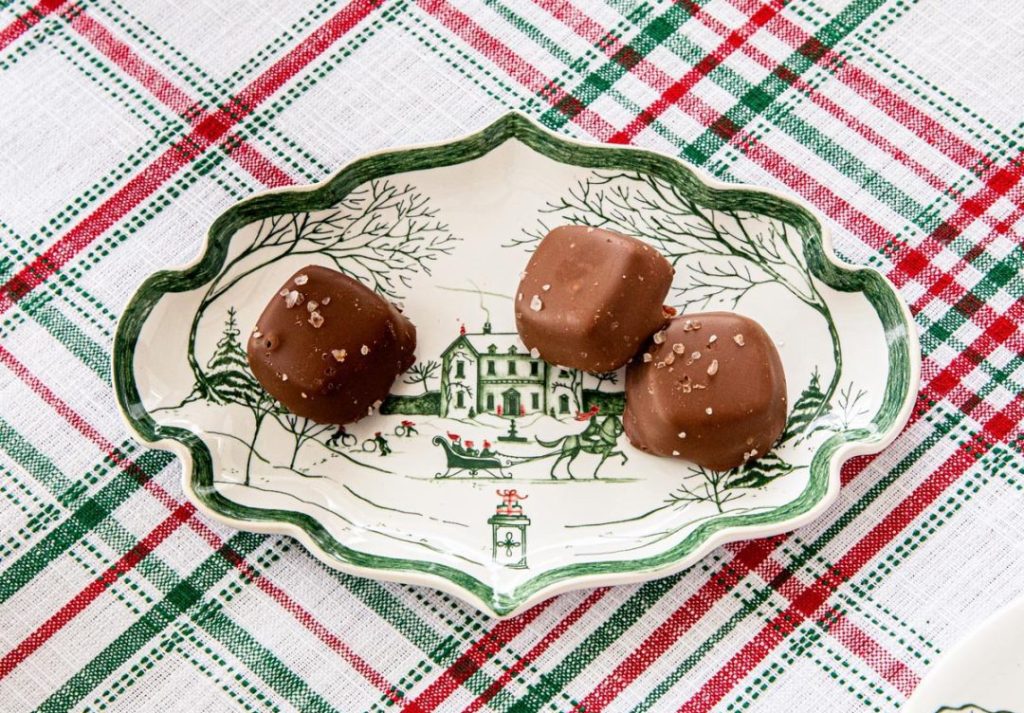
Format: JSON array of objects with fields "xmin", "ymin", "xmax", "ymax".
[{"xmin": 432, "ymin": 436, "xmax": 512, "ymax": 479}]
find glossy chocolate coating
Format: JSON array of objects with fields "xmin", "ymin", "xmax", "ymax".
[
  {"xmin": 514, "ymin": 225, "xmax": 674, "ymax": 372},
  {"xmin": 624, "ymin": 312, "xmax": 787, "ymax": 471},
  {"xmin": 246, "ymin": 265, "xmax": 416, "ymax": 424}
]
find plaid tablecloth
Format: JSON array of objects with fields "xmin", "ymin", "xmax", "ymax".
[{"xmin": 1, "ymin": 0, "xmax": 1022, "ymax": 710}]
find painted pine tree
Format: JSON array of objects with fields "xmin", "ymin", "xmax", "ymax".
[
  {"xmin": 186, "ymin": 180, "xmax": 456, "ymax": 398},
  {"xmin": 206, "ymin": 307, "xmax": 275, "ymax": 484},
  {"xmin": 206, "ymin": 308, "xmax": 255, "ymax": 403},
  {"xmin": 780, "ymin": 368, "xmax": 829, "ymax": 443},
  {"xmin": 515, "ymin": 171, "xmax": 843, "ymax": 435}
]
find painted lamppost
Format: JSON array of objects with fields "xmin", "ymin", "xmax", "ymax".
[{"xmin": 488, "ymin": 490, "xmax": 530, "ymax": 569}]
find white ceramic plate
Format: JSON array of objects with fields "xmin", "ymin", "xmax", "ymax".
[
  {"xmin": 905, "ymin": 596, "xmax": 1024, "ymax": 713},
  {"xmin": 113, "ymin": 114, "xmax": 919, "ymax": 616}
]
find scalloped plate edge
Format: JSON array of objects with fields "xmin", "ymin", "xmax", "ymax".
[{"xmin": 112, "ymin": 112, "xmax": 921, "ymax": 617}]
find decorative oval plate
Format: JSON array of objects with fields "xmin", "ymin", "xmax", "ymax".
[
  {"xmin": 904, "ymin": 595, "xmax": 1024, "ymax": 713},
  {"xmin": 114, "ymin": 114, "xmax": 919, "ymax": 617}
]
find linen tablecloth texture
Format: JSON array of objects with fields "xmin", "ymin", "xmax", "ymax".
[{"xmin": 0, "ymin": 0, "xmax": 1021, "ymax": 710}]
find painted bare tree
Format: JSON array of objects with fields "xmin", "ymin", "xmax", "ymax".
[
  {"xmin": 404, "ymin": 359, "xmax": 441, "ymax": 393},
  {"xmin": 514, "ymin": 171, "xmax": 842, "ymax": 430},
  {"xmin": 587, "ymin": 370, "xmax": 620, "ymax": 392},
  {"xmin": 187, "ymin": 180, "xmax": 457, "ymax": 401},
  {"xmin": 551, "ymin": 369, "xmax": 583, "ymax": 414}
]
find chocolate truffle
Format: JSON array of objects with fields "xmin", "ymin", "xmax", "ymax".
[
  {"xmin": 624, "ymin": 312, "xmax": 787, "ymax": 471},
  {"xmin": 514, "ymin": 225, "xmax": 675, "ymax": 372},
  {"xmin": 246, "ymin": 265, "xmax": 416, "ymax": 424}
]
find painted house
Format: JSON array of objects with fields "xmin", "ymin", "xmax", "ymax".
[{"xmin": 439, "ymin": 323, "xmax": 582, "ymax": 419}]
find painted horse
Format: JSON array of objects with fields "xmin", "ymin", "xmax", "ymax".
[{"xmin": 535, "ymin": 414, "xmax": 628, "ymax": 479}]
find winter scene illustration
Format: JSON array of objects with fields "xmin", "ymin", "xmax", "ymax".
[{"xmin": 134, "ymin": 140, "xmax": 891, "ymax": 595}]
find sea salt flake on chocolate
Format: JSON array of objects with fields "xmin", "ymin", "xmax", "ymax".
[
  {"xmin": 361, "ymin": 344, "xmax": 370, "ymax": 355},
  {"xmin": 642, "ymin": 353, "xmax": 653, "ymax": 363},
  {"xmin": 248, "ymin": 265, "xmax": 416, "ymax": 426},
  {"xmin": 671, "ymin": 343, "xmax": 685, "ymax": 354},
  {"xmin": 691, "ymin": 351, "xmax": 701, "ymax": 361},
  {"xmin": 733, "ymin": 334, "xmax": 745, "ymax": 346},
  {"xmin": 284, "ymin": 290, "xmax": 304, "ymax": 309},
  {"xmin": 652, "ymin": 330, "xmax": 666, "ymax": 345},
  {"xmin": 707, "ymin": 359, "xmax": 719, "ymax": 376},
  {"xmin": 294, "ymin": 274, "xmax": 308, "ymax": 285},
  {"xmin": 515, "ymin": 225, "xmax": 673, "ymax": 371},
  {"xmin": 530, "ymin": 295, "xmax": 543, "ymax": 312},
  {"xmin": 321, "ymin": 296, "xmax": 330, "ymax": 305},
  {"xmin": 709, "ymin": 334, "xmax": 718, "ymax": 344},
  {"xmin": 705, "ymin": 407, "xmax": 713, "ymax": 415}
]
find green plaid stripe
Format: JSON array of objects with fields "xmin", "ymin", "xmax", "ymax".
[
  {"xmin": 725, "ymin": 440, "xmax": 1018, "ymax": 711},
  {"xmin": 0, "ymin": 4, "xmax": 593, "ymax": 708},
  {"xmin": 0, "ymin": 0, "xmax": 1019, "ymax": 708},
  {"xmin": 392, "ymin": 1, "xmax": 1021, "ymax": 707}
]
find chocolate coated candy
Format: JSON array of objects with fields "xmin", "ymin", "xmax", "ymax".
[
  {"xmin": 624, "ymin": 312, "xmax": 787, "ymax": 471},
  {"xmin": 246, "ymin": 265, "xmax": 416, "ymax": 424},
  {"xmin": 515, "ymin": 225, "xmax": 674, "ymax": 371}
]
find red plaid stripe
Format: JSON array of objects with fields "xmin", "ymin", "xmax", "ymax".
[
  {"xmin": 0, "ymin": 0, "xmax": 382, "ymax": 319},
  {"xmin": 678, "ymin": 445, "xmax": 978, "ymax": 712},
  {"xmin": 414, "ymin": 0, "xmax": 617, "ymax": 137},
  {"xmin": 0, "ymin": 341, "xmax": 407, "ymax": 702},
  {"xmin": 607, "ymin": 0, "xmax": 787, "ymax": 144},
  {"xmin": 0, "ymin": 0, "xmax": 63, "ymax": 51},
  {"xmin": 0, "ymin": 502, "xmax": 196, "ymax": 679},
  {"xmin": 722, "ymin": 0, "xmax": 988, "ymax": 170},
  {"xmin": 403, "ymin": 2, "xmax": 1019, "ymax": 708},
  {"xmin": 2, "ymin": 1, "xmax": 1017, "ymax": 709},
  {"xmin": 574, "ymin": 396, "xmax": 931, "ymax": 708},
  {"xmin": 405, "ymin": 600, "xmax": 557, "ymax": 711},
  {"xmin": 64, "ymin": 4, "xmax": 295, "ymax": 187},
  {"xmin": 464, "ymin": 589, "xmax": 610, "ymax": 712}
]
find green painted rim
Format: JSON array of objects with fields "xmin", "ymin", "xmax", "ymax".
[{"xmin": 112, "ymin": 113, "xmax": 918, "ymax": 616}]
